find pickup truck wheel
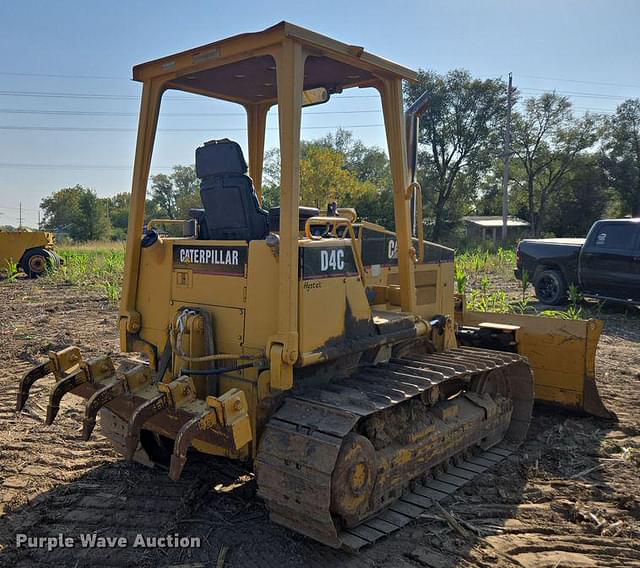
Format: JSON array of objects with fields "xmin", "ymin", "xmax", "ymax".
[{"xmin": 534, "ymin": 269, "xmax": 567, "ymax": 305}]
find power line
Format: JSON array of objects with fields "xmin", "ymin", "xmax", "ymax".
[
  {"xmin": 0, "ymin": 108, "xmax": 382, "ymax": 117},
  {"xmin": 3, "ymin": 68, "xmax": 640, "ymax": 90},
  {"xmin": 0, "ymin": 204, "xmax": 40, "ymax": 211},
  {"xmin": 517, "ymin": 74, "xmax": 640, "ymax": 90},
  {"xmin": 0, "ymin": 90, "xmax": 142, "ymax": 100},
  {"xmin": 0, "ymin": 70, "xmax": 127, "ymax": 80},
  {"xmin": 519, "ymin": 87, "xmax": 632, "ymax": 100},
  {"xmin": 0, "ymin": 163, "xmax": 154, "ymax": 171},
  {"xmin": 0, "ymin": 124, "xmax": 385, "ymax": 133},
  {"xmin": 0, "ymin": 89, "xmax": 379, "ymax": 100},
  {"xmin": 0, "ymin": 163, "xmax": 175, "ymax": 171}
]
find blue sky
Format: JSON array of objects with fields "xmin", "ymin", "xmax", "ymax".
[{"xmin": 1, "ymin": 0, "xmax": 639, "ymax": 227}]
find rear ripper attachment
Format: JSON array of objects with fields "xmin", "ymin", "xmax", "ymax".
[
  {"xmin": 15, "ymin": 346, "xmax": 252, "ymax": 479},
  {"xmin": 255, "ymin": 347, "xmax": 534, "ymax": 551}
]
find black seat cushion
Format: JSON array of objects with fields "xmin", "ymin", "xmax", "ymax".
[
  {"xmin": 269, "ymin": 206, "xmax": 320, "ymax": 232},
  {"xmin": 195, "ymin": 139, "xmax": 268, "ymax": 241}
]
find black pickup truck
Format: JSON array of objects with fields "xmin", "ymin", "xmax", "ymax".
[{"xmin": 515, "ymin": 218, "xmax": 640, "ymax": 305}]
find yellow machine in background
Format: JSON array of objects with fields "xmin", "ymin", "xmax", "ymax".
[
  {"xmin": 0, "ymin": 230, "xmax": 61, "ymax": 277},
  {"xmin": 16, "ymin": 22, "xmax": 610, "ymax": 550}
]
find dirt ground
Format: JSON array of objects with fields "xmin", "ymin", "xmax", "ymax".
[{"xmin": 0, "ymin": 279, "xmax": 639, "ymax": 567}]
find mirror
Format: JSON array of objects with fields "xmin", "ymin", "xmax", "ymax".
[{"xmin": 302, "ymin": 87, "xmax": 329, "ymax": 107}]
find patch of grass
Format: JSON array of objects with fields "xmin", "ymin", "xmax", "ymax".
[
  {"xmin": 456, "ymin": 247, "xmax": 516, "ymax": 278},
  {"xmin": 2, "ymin": 259, "xmax": 20, "ymax": 282},
  {"xmin": 457, "ymin": 246, "xmax": 589, "ymax": 320},
  {"xmin": 51, "ymin": 241, "xmax": 125, "ymax": 300}
]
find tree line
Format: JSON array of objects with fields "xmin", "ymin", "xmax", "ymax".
[{"xmin": 38, "ymin": 69, "xmax": 640, "ymax": 246}]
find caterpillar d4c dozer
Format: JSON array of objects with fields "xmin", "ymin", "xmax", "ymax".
[
  {"xmin": 17, "ymin": 22, "xmax": 611, "ymax": 550},
  {"xmin": 0, "ymin": 229, "xmax": 62, "ymax": 277}
]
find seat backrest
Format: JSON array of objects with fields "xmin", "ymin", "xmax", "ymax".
[{"xmin": 195, "ymin": 139, "xmax": 269, "ymax": 241}]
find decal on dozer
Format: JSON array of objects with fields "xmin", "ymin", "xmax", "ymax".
[
  {"xmin": 300, "ymin": 246, "xmax": 359, "ymax": 279},
  {"xmin": 360, "ymin": 228, "xmax": 399, "ymax": 267},
  {"xmin": 173, "ymin": 244, "xmax": 247, "ymax": 276}
]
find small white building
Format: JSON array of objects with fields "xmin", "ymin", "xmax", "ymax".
[{"xmin": 462, "ymin": 216, "xmax": 530, "ymax": 244}]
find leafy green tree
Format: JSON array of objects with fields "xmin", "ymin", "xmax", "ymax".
[
  {"xmin": 78, "ymin": 191, "xmax": 111, "ymax": 241},
  {"xmin": 316, "ymin": 129, "xmax": 391, "ymax": 188},
  {"xmin": 149, "ymin": 165, "xmax": 199, "ymax": 219},
  {"xmin": 150, "ymin": 173, "xmax": 178, "ymax": 219},
  {"xmin": 171, "ymin": 165, "xmax": 200, "ymax": 217},
  {"xmin": 107, "ymin": 192, "xmax": 131, "ymax": 232},
  {"xmin": 299, "ymin": 145, "xmax": 376, "ymax": 208},
  {"xmin": 475, "ymin": 161, "xmax": 505, "ymax": 216},
  {"xmin": 261, "ymin": 134, "xmax": 388, "ymax": 225},
  {"xmin": 602, "ymin": 98, "xmax": 640, "ymax": 216},
  {"xmin": 543, "ymin": 155, "xmax": 613, "ymax": 236},
  {"xmin": 511, "ymin": 93, "xmax": 601, "ymax": 235},
  {"xmin": 405, "ymin": 69, "xmax": 507, "ymax": 241},
  {"xmin": 41, "ymin": 185, "xmax": 111, "ymax": 241},
  {"xmin": 41, "ymin": 185, "xmax": 83, "ymax": 230}
]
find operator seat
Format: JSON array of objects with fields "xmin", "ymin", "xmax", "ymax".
[{"xmin": 194, "ymin": 139, "xmax": 269, "ymax": 241}]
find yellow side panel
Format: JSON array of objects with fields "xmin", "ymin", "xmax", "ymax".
[
  {"xmin": 299, "ymin": 277, "xmax": 347, "ymax": 354},
  {"xmin": 345, "ymin": 276, "xmax": 373, "ymax": 322},
  {"xmin": 438, "ymin": 262, "xmax": 455, "ymax": 315},
  {"xmin": 244, "ymin": 241, "xmax": 278, "ymax": 351},
  {"xmin": 137, "ymin": 240, "xmax": 173, "ymax": 325},
  {"xmin": 416, "ymin": 286, "xmax": 436, "ymax": 305},
  {"xmin": 171, "ymin": 272, "xmax": 245, "ymax": 308},
  {"xmin": 383, "ymin": 261, "xmax": 455, "ymax": 320},
  {"xmin": 169, "ymin": 239, "xmax": 247, "ymax": 308},
  {"xmin": 137, "ymin": 239, "xmax": 173, "ymax": 348},
  {"xmin": 171, "ymin": 304, "xmax": 245, "ymax": 356}
]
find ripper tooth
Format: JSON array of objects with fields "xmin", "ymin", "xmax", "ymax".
[
  {"xmin": 124, "ymin": 394, "xmax": 169, "ymax": 459},
  {"xmin": 169, "ymin": 414, "xmax": 202, "ymax": 480},
  {"xmin": 46, "ymin": 368, "xmax": 89, "ymax": 425},
  {"xmin": 82, "ymin": 379, "xmax": 126, "ymax": 441},
  {"xmin": 16, "ymin": 361, "xmax": 54, "ymax": 412}
]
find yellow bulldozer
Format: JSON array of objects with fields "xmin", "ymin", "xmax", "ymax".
[
  {"xmin": 0, "ymin": 229, "xmax": 62, "ymax": 278},
  {"xmin": 16, "ymin": 22, "xmax": 611, "ymax": 550}
]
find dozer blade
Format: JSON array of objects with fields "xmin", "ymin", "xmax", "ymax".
[{"xmin": 458, "ymin": 310, "xmax": 614, "ymax": 420}]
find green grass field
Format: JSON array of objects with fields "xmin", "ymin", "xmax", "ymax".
[{"xmin": 53, "ymin": 241, "xmax": 125, "ymax": 302}]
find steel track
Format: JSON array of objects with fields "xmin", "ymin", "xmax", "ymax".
[{"xmin": 256, "ymin": 347, "xmax": 533, "ymax": 551}]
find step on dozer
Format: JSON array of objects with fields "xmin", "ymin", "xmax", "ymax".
[{"xmin": 15, "ymin": 22, "xmax": 611, "ymax": 550}]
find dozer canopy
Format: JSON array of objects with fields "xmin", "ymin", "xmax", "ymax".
[{"xmin": 120, "ymin": 21, "xmax": 423, "ymax": 389}]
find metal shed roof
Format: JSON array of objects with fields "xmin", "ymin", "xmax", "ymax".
[{"xmin": 462, "ymin": 216, "xmax": 530, "ymax": 228}]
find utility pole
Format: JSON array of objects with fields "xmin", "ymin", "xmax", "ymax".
[
  {"xmin": 19, "ymin": 202, "xmax": 22, "ymax": 229},
  {"xmin": 38, "ymin": 208, "xmax": 41, "ymax": 229},
  {"xmin": 501, "ymin": 72, "xmax": 514, "ymax": 247}
]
